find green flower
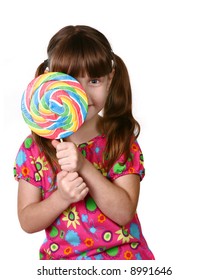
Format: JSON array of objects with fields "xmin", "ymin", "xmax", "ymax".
[{"xmin": 113, "ymin": 162, "xmax": 126, "ymax": 174}]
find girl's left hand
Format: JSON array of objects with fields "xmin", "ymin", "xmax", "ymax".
[{"xmin": 52, "ymin": 140, "xmax": 84, "ymax": 172}]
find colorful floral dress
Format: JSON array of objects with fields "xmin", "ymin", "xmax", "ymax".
[{"xmin": 14, "ymin": 134, "xmax": 154, "ymax": 260}]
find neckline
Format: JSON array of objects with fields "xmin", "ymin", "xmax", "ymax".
[{"xmin": 77, "ymin": 134, "xmax": 104, "ymax": 147}]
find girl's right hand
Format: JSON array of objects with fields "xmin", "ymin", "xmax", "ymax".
[{"xmin": 56, "ymin": 170, "xmax": 89, "ymax": 204}]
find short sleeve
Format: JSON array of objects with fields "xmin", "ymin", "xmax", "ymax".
[
  {"xmin": 107, "ymin": 141, "xmax": 145, "ymax": 181},
  {"xmin": 14, "ymin": 135, "xmax": 44, "ymax": 188}
]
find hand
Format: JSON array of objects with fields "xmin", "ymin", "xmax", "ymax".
[
  {"xmin": 52, "ymin": 140, "xmax": 84, "ymax": 172},
  {"xmin": 56, "ymin": 170, "xmax": 89, "ymax": 204}
]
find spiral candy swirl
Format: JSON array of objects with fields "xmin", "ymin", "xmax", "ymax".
[{"xmin": 21, "ymin": 72, "xmax": 88, "ymax": 139}]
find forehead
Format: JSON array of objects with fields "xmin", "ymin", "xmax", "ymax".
[
  {"xmin": 68, "ymin": 52, "xmax": 112, "ymax": 79},
  {"xmin": 50, "ymin": 37, "xmax": 113, "ymax": 77}
]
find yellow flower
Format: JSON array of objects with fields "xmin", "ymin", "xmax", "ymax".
[
  {"xmin": 62, "ymin": 206, "xmax": 80, "ymax": 229},
  {"xmin": 44, "ymin": 248, "xmax": 53, "ymax": 260},
  {"xmin": 115, "ymin": 226, "xmax": 134, "ymax": 243},
  {"xmin": 93, "ymin": 163, "xmax": 107, "ymax": 176},
  {"xmin": 30, "ymin": 155, "xmax": 48, "ymax": 177}
]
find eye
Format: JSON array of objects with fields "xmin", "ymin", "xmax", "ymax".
[{"xmin": 90, "ymin": 79, "xmax": 99, "ymax": 84}]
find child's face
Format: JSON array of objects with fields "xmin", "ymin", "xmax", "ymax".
[{"xmin": 76, "ymin": 71, "xmax": 114, "ymax": 121}]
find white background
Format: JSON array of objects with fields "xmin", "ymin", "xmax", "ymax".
[{"xmin": 0, "ymin": 0, "xmax": 208, "ymax": 279}]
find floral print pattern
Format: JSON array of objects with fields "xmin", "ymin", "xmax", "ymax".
[{"xmin": 14, "ymin": 134, "xmax": 154, "ymax": 260}]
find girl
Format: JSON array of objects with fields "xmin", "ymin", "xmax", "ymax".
[{"xmin": 14, "ymin": 25, "xmax": 154, "ymax": 260}]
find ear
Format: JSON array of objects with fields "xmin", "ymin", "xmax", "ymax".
[
  {"xmin": 44, "ymin": 67, "xmax": 49, "ymax": 74},
  {"xmin": 109, "ymin": 68, "xmax": 115, "ymax": 80},
  {"xmin": 107, "ymin": 69, "xmax": 115, "ymax": 90}
]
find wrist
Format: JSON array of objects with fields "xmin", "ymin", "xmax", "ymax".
[
  {"xmin": 77, "ymin": 151, "xmax": 85, "ymax": 172},
  {"xmin": 53, "ymin": 189, "xmax": 71, "ymax": 210}
]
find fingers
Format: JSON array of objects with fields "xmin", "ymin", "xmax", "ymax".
[
  {"xmin": 54, "ymin": 141, "xmax": 87, "ymax": 202},
  {"xmin": 52, "ymin": 141, "xmax": 82, "ymax": 172},
  {"xmin": 51, "ymin": 139, "xmax": 60, "ymax": 149},
  {"xmin": 57, "ymin": 171, "xmax": 79, "ymax": 186},
  {"xmin": 78, "ymin": 185, "xmax": 89, "ymax": 200},
  {"xmin": 57, "ymin": 171, "xmax": 89, "ymax": 203},
  {"xmin": 56, "ymin": 170, "xmax": 70, "ymax": 181},
  {"xmin": 53, "ymin": 141, "xmax": 75, "ymax": 153}
]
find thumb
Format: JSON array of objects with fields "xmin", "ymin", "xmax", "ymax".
[
  {"xmin": 57, "ymin": 170, "xmax": 68, "ymax": 181},
  {"xmin": 51, "ymin": 139, "xmax": 60, "ymax": 149}
]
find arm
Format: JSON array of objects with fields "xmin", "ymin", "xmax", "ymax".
[
  {"xmin": 80, "ymin": 158, "xmax": 140, "ymax": 225},
  {"xmin": 53, "ymin": 140, "xmax": 140, "ymax": 226},
  {"xmin": 18, "ymin": 171, "xmax": 88, "ymax": 233}
]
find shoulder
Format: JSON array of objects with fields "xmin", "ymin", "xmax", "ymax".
[
  {"xmin": 14, "ymin": 134, "xmax": 44, "ymax": 172},
  {"xmin": 15, "ymin": 135, "xmax": 41, "ymax": 159},
  {"xmin": 108, "ymin": 139, "xmax": 145, "ymax": 181},
  {"xmin": 14, "ymin": 134, "xmax": 49, "ymax": 186}
]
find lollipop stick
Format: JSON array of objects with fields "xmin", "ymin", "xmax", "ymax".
[{"xmin": 60, "ymin": 139, "xmax": 63, "ymax": 143}]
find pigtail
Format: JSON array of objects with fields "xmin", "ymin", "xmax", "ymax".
[
  {"xmin": 35, "ymin": 59, "xmax": 49, "ymax": 77},
  {"xmin": 107, "ymin": 54, "xmax": 132, "ymax": 117},
  {"xmin": 101, "ymin": 54, "xmax": 140, "ymax": 169}
]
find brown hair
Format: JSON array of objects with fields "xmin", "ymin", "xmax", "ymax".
[{"xmin": 33, "ymin": 25, "xmax": 140, "ymax": 181}]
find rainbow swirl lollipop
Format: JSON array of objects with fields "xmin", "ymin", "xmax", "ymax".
[{"xmin": 21, "ymin": 72, "xmax": 88, "ymax": 139}]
